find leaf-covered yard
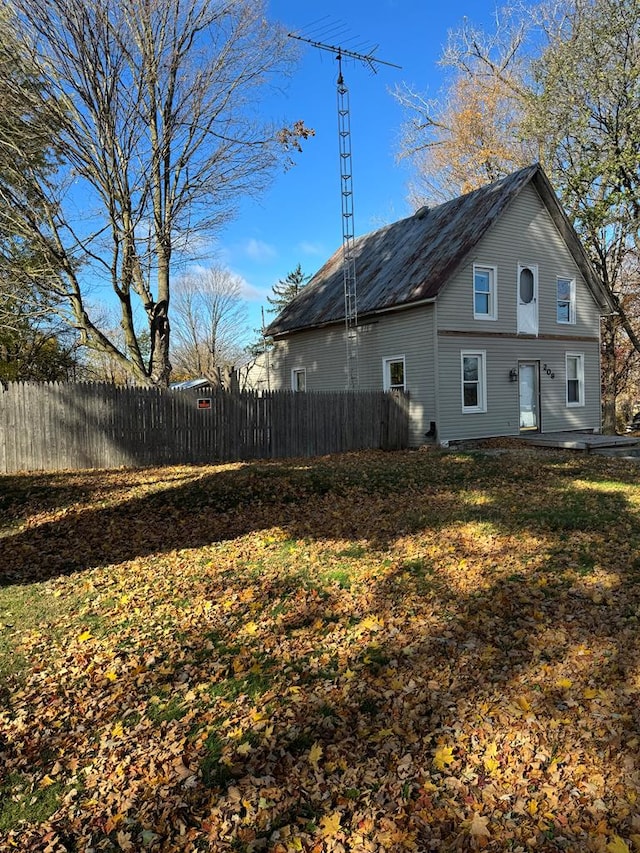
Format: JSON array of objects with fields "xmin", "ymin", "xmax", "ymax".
[{"xmin": 1, "ymin": 447, "xmax": 640, "ymax": 852}]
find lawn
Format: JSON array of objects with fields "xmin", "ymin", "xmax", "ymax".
[{"xmin": 1, "ymin": 447, "xmax": 640, "ymax": 852}]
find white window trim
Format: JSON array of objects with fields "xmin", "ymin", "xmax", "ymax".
[
  {"xmin": 291, "ymin": 367, "xmax": 306, "ymax": 392},
  {"xmin": 565, "ymin": 352, "xmax": 585, "ymax": 407},
  {"xmin": 473, "ymin": 264, "xmax": 497, "ymax": 320},
  {"xmin": 557, "ymin": 276, "xmax": 576, "ymax": 325},
  {"xmin": 461, "ymin": 350, "xmax": 487, "ymax": 414},
  {"xmin": 382, "ymin": 355, "xmax": 406, "ymax": 392}
]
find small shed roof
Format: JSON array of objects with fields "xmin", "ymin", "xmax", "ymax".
[
  {"xmin": 266, "ymin": 164, "xmax": 613, "ymax": 337},
  {"xmin": 170, "ymin": 377, "xmax": 211, "ymax": 391}
]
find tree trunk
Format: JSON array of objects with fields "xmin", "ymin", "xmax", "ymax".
[
  {"xmin": 601, "ymin": 315, "xmax": 619, "ymax": 434},
  {"xmin": 149, "ymin": 300, "xmax": 171, "ymax": 387}
]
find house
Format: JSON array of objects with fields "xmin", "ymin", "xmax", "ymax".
[{"xmin": 263, "ymin": 164, "xmax": 615, "ymax": 446}]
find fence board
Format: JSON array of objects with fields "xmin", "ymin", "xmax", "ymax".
[{"xmin": 0, "ymin": 382, "xmax": 409, "ymax": 473}]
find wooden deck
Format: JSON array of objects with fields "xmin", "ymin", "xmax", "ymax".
[{"xmin": 517, "ymin": 431, "xmax": 640, "ymax": 453}]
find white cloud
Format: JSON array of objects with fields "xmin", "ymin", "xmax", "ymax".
[
  {"xmin": 174, "ymin": 261, "xmax": 267, "ymax": 304},
  {"xmin": 182, "ymin": 263, "xmax": 211, "ymax": 278},
  {"xmin": 236, "ymin": 275, "xmax": 267, "ymax": 303},
  {"xmin": 245, "ymin": 238, "xmax": 277, "ymax": 263}
]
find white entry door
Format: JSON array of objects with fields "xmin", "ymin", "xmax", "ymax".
[
  {"xmin": 519, "ymin": 362, "xmax": 540, "ymax": 431},
  {"xmin": 517, "ymin": 264, "xmax": 538, "ymax": 335}
]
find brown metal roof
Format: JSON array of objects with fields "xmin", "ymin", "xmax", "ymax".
[{"xmin": 266, "ymin": 164, "xmax": 613, "ymax": 337}]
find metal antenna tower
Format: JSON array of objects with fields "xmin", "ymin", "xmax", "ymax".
[{"xmin": 289, "ymin": 31, "xmax": 400, "ymax": 389}]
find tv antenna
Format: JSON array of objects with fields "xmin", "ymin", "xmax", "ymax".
[{"xmin": 289, "ymin": 30, "xmax": 400, "ymax": 389}]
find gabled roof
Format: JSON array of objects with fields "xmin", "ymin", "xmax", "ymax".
[{"xmin": 266, "ymin": 163, "xmax": 613, "ymax": 337}]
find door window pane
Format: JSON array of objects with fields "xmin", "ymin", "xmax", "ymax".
[
  {"xmin": 519, "ymin": 267, "xmax": 535, "ymax": 304},
  {"xmin": 519, "ymin": 364, "xmax": 538, "ymax": 430}
]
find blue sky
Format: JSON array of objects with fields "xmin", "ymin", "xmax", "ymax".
[{"xmin": 206, "ymin": 0, "xmax": 501, "ymax": 340}]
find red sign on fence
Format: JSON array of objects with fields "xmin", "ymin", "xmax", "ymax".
[{"xmin": 197, "ymin": 398, "xmax": 212, "ymax": 410}]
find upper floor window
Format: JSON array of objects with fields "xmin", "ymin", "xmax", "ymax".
[
  {"xmin": 473, "ymin": 265, "xmax": 497, "ymax": 320},
  {"xmin": 557, "ymin": 277, "xmax": 576, "ymax": 324},
  {"xmin": 291, "ymin": 367, "xmax": 306, "ymax": 392},
  {"xmin": 566, "ymin": 353, "xmax": 584, "ymax": 406},
  {"xmin": 461, "ymin": 350, "xmax": 487, "ymax": 413},
  {"xmin": 383, "ymin": 356, "xmax": 406, "ymax": 391}
]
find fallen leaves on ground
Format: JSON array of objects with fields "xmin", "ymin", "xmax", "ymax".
[{"xmin": 1, "ymin": 448, "xmax": 640, "ymax": 851}]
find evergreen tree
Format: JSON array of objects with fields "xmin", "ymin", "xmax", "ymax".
[
  {"xmin": 0, "ymin": 9, "xmax": 76, "ymax": 381},
  {"xmin": 266, "ymin": 264, "xmax": 310, "ymax": 315},
  {"xmin": 246, "ymin": 264, "xmax": 310, "ymax": 357}
]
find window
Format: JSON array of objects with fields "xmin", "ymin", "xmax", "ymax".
[
  {"xmin": 557, "ymin": 277, "xmax": 576, "ymax": 324},
  {"xmin": 291, "ymin": 368, "xmax": 306, "ymax": 392},
  {"xmin": 566, "ymin": 353, "xmax": 584, "ymax": 406},
  {"xmin": 383, "ymin": 356, "xmax": 406, "ymax": 391},
  {"xmin": 461, "ymin": 351, "xmax": 487, "ymax": 413},
  {"xmin": 473, "ymin": 265, "xmax": 497, "ymax": 319}
]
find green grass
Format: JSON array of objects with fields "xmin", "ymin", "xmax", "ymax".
[
  {"xmin": 200, "ymin": 730, "xmax": 233, "ymax": 790},
  {"xmin": 147, "ymin": 695, "xmax": 188, "ymax": 724},
  {"xmin": 0, "ymin": 772, "xmax": 62, "ymax": 830},
  {"xmin": 0, "ymin": 585, "xmax": 72, "ymax": 683},
  {"xmin": 207, "ymin": 670, "xmax": 273, "ymax": 702}
]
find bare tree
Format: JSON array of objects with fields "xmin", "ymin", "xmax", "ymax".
[
  {"xmin": 171, "ymin": 266, "xmax": 248, "ymax": 379},
  {"xmin": 3, "ymin": 0, "xmax": 311, "ymax": 386},
  {"xmin": 76, "ymin": 303, "xmax": 151, "ymax": 384}
]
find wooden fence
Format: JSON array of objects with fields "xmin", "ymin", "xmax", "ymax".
[{"xmin": 0, "ymin": 382, "xmax": 410, "ymax": 473}]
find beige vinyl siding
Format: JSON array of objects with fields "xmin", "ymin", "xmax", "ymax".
[
  {"xmin": 271, "ymin": 306, "xmax": 437, "ymax": 446},
  {"xmin": 437, "ymin": 184, "xmax": 601, "ymax": 338},
  {"xmin": 269, "ymin": 328, "xmax": 347, "ymax": 391},
  {"xmin": 359, "ymin": 307, "xmax": 437, "ymax": 446},
  {"xmin": 437, "ymin": 334, "xmax": 601, "ymax": 443}
]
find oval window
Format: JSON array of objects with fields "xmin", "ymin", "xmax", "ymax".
[{"xmin": 520, "ymin": 267, "xmax": 534, "ymax": 304}]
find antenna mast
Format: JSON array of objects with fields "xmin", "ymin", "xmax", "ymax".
[{"xmin": 289, "ymin": 31, "xmax": 400, "ymax": 390}]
